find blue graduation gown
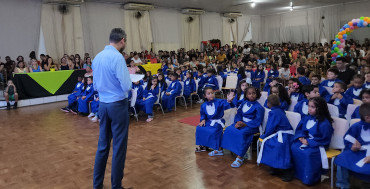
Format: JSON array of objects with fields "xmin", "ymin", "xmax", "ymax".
[
  {"xmin": 162, "ymin": 65, "xmax": 169, "ymax": 75},
  {"xmin": 78, "ymin": 84, "xmax": 95, "ymax": 113},
  {"xmin": 232, "ymin": 91, "xmax": 245, "ymax": 107},
  {"xmin": 68, "ymin": 81, "xmax": 84, "ymax": 106},
  {"xmin": 132, "ymin": 83, "xmax": 144, "ymax": 103},
  {"xmin": 198, "ymin": 74, "xmax": 208, "ymax": 89},
  {"xmin": 193, "ymin": 72, "xmax": 199, "ymax": 79},
  {"xmin": 91, "ymin": 93, "xmax": 99, "ymax": 113},
  {"xmin": 222, "ymin": 100, "xmax": 265, "ymax": 157},
  {"xmin": 204, "ymin": 75, "xmax": 219, "ymax": 90},
  {"xmin": 298, "ymin": 76, "xmax": 311, "ymax": 85},
  {"xmin": 364, "ymin": 82, "xmax": 370, "ymax": 89},
  {"xmin": 258, "ymin": 106, "xmax": 294, "ymax": 169},
  {"xmin": 290, "ymin": 92, "xmax": 304, "ymax": 102},
  {"xmin": 327, "ymin": 93, "xmax": 353, "ymax": 118},
  {"xmin": 318, "ymin": 86, "xmax": 329, "ymax": 99},
  {"xmin": 352, "ymin": 106, "xmax": 360, "ymax": 119},
  {"xmin": 291, "ymin": 115, "xmax": 333, "ymax": 185},
  {"xmin": 183, "ymin": 78, "xmax": 196, "ymax": 98},
  {"xmin": 265, "ymin": 69, "xmax": 279, "ymax": 85},
  {"xmin": 320, "ymin": 79, "xmax": 342, "ymax": 88},
  {"xmin": 252, "ymin": 70, "xmax": 265, "ymax": 89},
  {"xmin": 158, "ymin": 81, "xmax": 167, "ymax": 94},
  {"xmin": 345, "ymin": 86, "xmax": 364, "ymax": 100},
  {"xmin": 136, "ymin": 85, "xmax": 159, "ymax": 116},
  {"xmin": 334, "ymin": 121, "xmax": 370, "ymax": 178},
  {"xmin": 195, "ymin": 99, "xmax": 232, "ymax": 149},
  {"xmin": 293, "ymin": 98, "xmax": 309, "ymax": 119},
  {"xmin": 162, "ymin": 80, "xmax": 181, "ymax": 111},
  {"xmin": 264, "ymin": 99, "xmax": 289, "ymax": 111}
]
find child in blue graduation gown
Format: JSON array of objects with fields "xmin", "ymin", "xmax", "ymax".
[
  {"xmin": 257, "ymin": 95, "xmax": 294, "ymax": 181},
  {"xmin": 157, "ymin": 73, "xmax": 167, "ymax": 95},
  {"xmin": 326, "ymin": 82, "xmax": 353, "ymax": 118},
  {"xmin": 195, "ymin": 87, "xmax": 234, "ymax": 153},
  {"xmin": 264, "ymin": 84, "xmax": 291, "ymax": 111},
  {"xmin": 136, "ymin": 77, "xmax": 160, "ymax": 122},
  {"xmin": 288, "ymin": 79, "xmax": 304, "ymax": 102},
  {"xmin": 232, "ymin": 80, "xmax": 248, "ymax": 107},
  {"xmin": 61, "ymin": 76, "xmax": 84, "ymax": 112},
  {"xmin": 297, "ymin": 67, "xmax": 311, "ymax": 86},
  {"xmin": 345, "ymin": 74, "xmax": 365, "ymax": 100},
  {"xmin": 77, "ymin": 77, "xmax": 95, "ymax": 116},
  {"xmin": 335, "ymin": 103, "xmax": 370, "ymax": 188},
  {"xmin": 294, "ymin": 85, "xmax": 320, "ymax": 119},
  {"xmin": 320, "ymin": 68, "xmax": 341, "ymax": 88},
  {"xmin": 183, "ymin": 71, "xmax": 196, "ymax": 102},
  {"xmin": 291, "ymin": 97, "xmax": 334, "ymax": 185},
  {"xmin": 88, "ymin": 93, "xmax": 99, "ymax": 122},
  {"xmin": 311, "ymin": 74, "xmax": 329, "ymax": 100},
  {"xmin": 221, "ymin": 86, "xmax": 265, "ymax": 168},
  {"xmin": 263, "ymin": 64, "xmax": 279, "ymax": 91},
  {"xmin": 352, "ymin": 89, "xmax": 370, "ymax": 119},
  {"xmin": 204, "ymin": 69, "xmax": 219, "ymax": 90},
  {"xmin": 132, "ymin": 80, "xmax": 144, "ymax": 106},
  {"xmin": 252, "ymin": 65, "xmax": 265, "ymax": 89},
  {"xmin": 364, "ymin": 73, "xmax": 370, "ymax": 89},
  {"xmin": 162, "ymin": 73, "xmax": 182, "ymax": 112}
]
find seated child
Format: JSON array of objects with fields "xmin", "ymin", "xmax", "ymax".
[
  {"xmin": 77, "ymin": 76, "xmax": 95, "ymax": 116},
  {"xmin": 258, "ymin": 95, "xmax": 294, "ymax": 182},
  {"xmin": 181, "ymin": 66, "xmax": 188, "ymax": 79},
  {"xmin": 162, "ymin": 73, "xmax": 181, "ymax": 113},
  {"xmin": 265, "ymin": 84, "xmax": 291, "ymax": 111},
  {"xmin": 183, "ymin": 71, "xmax": 196, "ymax": 103},
  {"xmin": 310, "ymin": 74, "xmax": 329, "ymax": 99},
  {"xmin": 4, "ymin": 80, "xmax": 18, "ymax": 110},
  {"xmin": 320, "ymin": 68, "xmax": 341, "ymax": 88},
  {"xmin": 297, "ymin": 67, "xmax": 311, "ymax": 85},
  {"xmin": 352, "ymin": 89, "xmax": 370, "ymax": 119},
  {"xmin": 192, "ymin": 67, "xmax": 198, "ymax": 79},
  {"xmin": 61, "ymin": 76, "xmax": 83, "ymax": 112},
  {"xmin": 136, "ymin": 76, "xmax": 160, "ymax": 122},
  {"xmin": 288, "ymin": 78, "xmax": 304, "ymax": 102},
  {"xmin": 335, "ymin": 103, "xmax": 370, "ymax": 189},
  {"xmin": 263, "ymin": 64, "xmax": 279, "ymax": 91},
  {"xmin": 175, "ymin": 68, "xmax": 183, "ymax": 81},
  {"xmin": 327, "ymin": 81, "xmax": 353, "ymax": 118},
  {"xmin": 345, "ymin": 74, "xmax": 365, "ymax": 100},
  {"xmin": 252, "ymin": 64, "xmax": 265, "ymax": 89},
  {"xmin": 203, "ymin": 69, "xmax": 219, "ymax": 90},
  {"xmin": 221, "ymin": 86, "xmax": 265, "ymax": 168},
  {"xmin": 232, "ymin": 80, "xmax": 248, "ymax": 107},
  {"xmin": 157, "ymin": 73, "xmax": 167, "ymax": 94},
  {"xmin": 88, "ymin": 93, "xmax": 99, "ymax": 122},
  {"xmin": 195, "ymin": 87, "xmax": 234, "ymax": 152},
  {"xmin": 365, "ymin": 73, "xmax": 370, "ymax": 89},
  {"xmin": 264, "ymin": 77, "xmax": 283, "ymax": 93},
  {"xmin": 291, "ymin": 97, "xmax": 334, "ymax": 185},
  {"xmin": 294, "ymin": 85, "xmax": 320, "ymax": 118}
]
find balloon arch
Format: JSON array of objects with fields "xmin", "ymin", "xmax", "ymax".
[{"xmin": 331, "ymin": 16, "xmax": 370, "ymax": 64}]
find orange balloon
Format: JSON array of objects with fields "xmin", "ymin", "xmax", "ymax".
[
  {"xmin": 345, "ymin": 28, "xmax": 350, "ymax": 32},
  {"xmin": 333, "ymin": 41, "xmax": 337, "ymax": 45},
  {"xmin": 348, "ymin": 21, "xmax": 353, "ymax": 26},
  {"xmin": 355, "ymin": 26, "xmax": 358, "ymax": 29},
  {"xmin": 338, "ymin": 35, "xmax": 343, "ymax": 39}
]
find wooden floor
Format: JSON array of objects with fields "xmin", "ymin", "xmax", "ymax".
[{"xmin": 0, "ymin": 102, "xmax": 332, "ymax": 189}]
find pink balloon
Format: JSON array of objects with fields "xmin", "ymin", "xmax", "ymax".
[
  {"xmin": 364, "ymin": 21, "xmax": 368, "ymax": 26},
  {"xmin": 339, "ymin": 44, "xmax": 345, "ymax": 48},
  {"xmin": 352, "ymin": 19, "xmax": 356, "ymax": 23},
  {"xmin": 356, "ymin": 19, "xmax": 360, "ymax": 23},
  {"xmin": 350, "ymin": 26, "xmax": 355, "ymax": 30},
  {"xmin": 340, "ymin": 39, "xmax": 345, "ymax": 43}
]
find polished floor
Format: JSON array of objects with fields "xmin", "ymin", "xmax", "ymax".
[{"xmin": 0, "ymin": 102, "xmax": 332, "ymax": 189}]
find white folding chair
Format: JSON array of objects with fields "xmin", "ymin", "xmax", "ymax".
[
  {"xmin": 215, "ymin": 75, "xmax": 224, "ymax": 98},
  {"xmin": 353, "ymin": 99, "xmax": 363, "ymax": 105},
  {"xmin": 154, "ymin": 88, "xmax": 165, "ymax": 115},
  {"xmin": 350, "ymin": 118, "xmax": 360, "ymax": 126},
  {"xmin": 345, "ymin": 104, "xmax": 359, "ymax": 122},
  {"xmin": 223, "ymin": 108, "xmax": 237, "ymax": 128},
  {"xmin": 285, "ymin": 111, "xmax": 301, "ymax": 132},
  {"xmin": 190, "ymin": 80, "xmax": 200, "ymax": 108},
  {"xmin": 257, "ymin": 95, "xmax": 267, "ymax": 107},
  {"xmin": 327, "ymin": 117, "xmax": 350, "ymax": 188},
  {"xmin": 261, "ymin": 91, "xmax": 268, "ymax": 99},
  {"xmin": 130, "ymin": 89, "xmax": 139, "ymax": 122},
  {"xmin": 288, "ymin": 99, "xmax": 298, "ymax": 112},
  {"xmin": 324, "ymin": 86, "xmax": 334, "ymax": 95},
  {"xmin": 175, "ymin": 81, "xmax": 187, "ymax": 111},
  {"xmin": 223, "ymin": 75, "xmax": 238, "ymax": 90},
  {"xmin": 327, "ymin": 104, "xmax": 339, "ymax": 118},
  {"xmin": 256, "ymin": 108, "xmax": 271, "ymax": 159}
]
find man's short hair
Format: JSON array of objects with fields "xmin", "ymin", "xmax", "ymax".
[{"xmin": 109, "ymin": 28, "xmax": 127, "ymax": 43}]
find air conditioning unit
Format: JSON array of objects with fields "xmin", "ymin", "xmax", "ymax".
[
  {"xmin": 223, "ymin": 12, "xmax": 243, "ymax": 18},
  {"xmin": 45, "ymin": 0, "xmax": 84, "ymax": 4},
  {"xmin": 181, "ymin": 9, "xmax": 205, "ymax": 15},
  {"xmin": 123, "ymin": 3, "xmax": 154, "ymax": 11}
]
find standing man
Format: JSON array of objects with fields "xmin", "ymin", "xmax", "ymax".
[{"xmin": 92, "ymin": 28, "xmax": 132, "ymax": 189}]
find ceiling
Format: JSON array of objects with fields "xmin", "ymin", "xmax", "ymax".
[{"xmin": 85, "ymin": 0, "xmax": 365, "ymax": 15}]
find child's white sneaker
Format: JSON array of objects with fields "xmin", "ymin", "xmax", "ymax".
[
  {"xmin": 91, "ymin": 116, "xmax": 98, "ymax": 122},
  {"xmin": 88, "ymin": 113, "xmax": 95, "ymax": 118}
]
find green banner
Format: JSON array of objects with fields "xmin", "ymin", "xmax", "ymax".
[{"xmin": 27, "ymin": 70, "xmax": 74, "ymax": 94}]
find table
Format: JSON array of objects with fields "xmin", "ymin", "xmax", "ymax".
[
  {"xmin": 141, "ymin": 63, "xmax": 162, "ymax": 75},
  {"xmin": 13, "ymin": 70, "xmax": 86, "ymax": 99}
]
